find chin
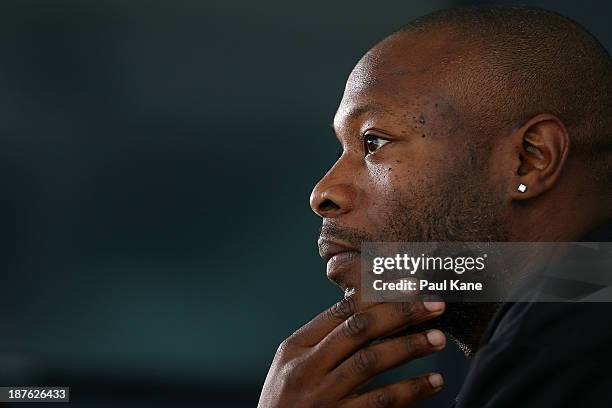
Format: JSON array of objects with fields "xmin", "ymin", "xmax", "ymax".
[{"xmin": 381, "ymin": 301, "xmax": 501, "ymax": 359}]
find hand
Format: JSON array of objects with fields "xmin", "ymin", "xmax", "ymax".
[{"xmin": 257, "ymin": 293, "xmax": 446, "ymax": 407}]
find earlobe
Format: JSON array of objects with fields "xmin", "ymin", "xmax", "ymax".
[{"xmin": 511, "ymin": 114, "xmax": 570, "ymax": 201}]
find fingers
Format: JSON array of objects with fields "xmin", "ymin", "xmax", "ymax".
[
  {"xmin": 288, "ymin": 291, "xmax": 379, "ymax": 346},
  {"xmin": 338, "ymin": 373, "xmax": 444, "ymax": 408},
  {"xmin": 265, "ymin": 296, "xmax": 446, "ymax": 407},
  {"xmin": 324, "ymin": 329, "xmax": 446, "ymax": 397},
  {"xmin": 311, "ymin": 297, "xmax": 445, "ymax": 369}
]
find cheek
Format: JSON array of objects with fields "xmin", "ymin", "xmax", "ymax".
[
  {"xmin": 357, "ymin": 141, "xmax": 454, "ymax": 226},
  {"xmin": 361, "ymin": 160, "xmax": 416, "ymax": 219},
  {"xmin": 362, "ymin": 149, "xmax": 449, "ymax": 214},
  {"xmin": 365, "ymin": 152, "xmax": 431, "ymax": 194},
  {"xmin": 365, "ymin": 159, "xmax": 403, "ymax": 194}
]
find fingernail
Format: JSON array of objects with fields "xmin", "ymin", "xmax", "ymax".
[
  {"xmin": 426, "ymin": 330, "xmax": 446, "ymax": 347},
  {"xmin": 428, "ymin": 373, "xmax": 444, "ymax": 389},
  {"xmin": 423, "ymin": 301, "xmax": 445, "ymax": 312}
]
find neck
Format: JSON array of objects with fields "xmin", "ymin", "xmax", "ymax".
[{"xmin": 509, "ymin": 164, "xmax": 611, "ymax": 242}]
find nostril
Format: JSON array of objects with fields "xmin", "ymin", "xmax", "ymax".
[{"xmin": 319, "ymin": 199, "xmax": 340, "ymax": 213}]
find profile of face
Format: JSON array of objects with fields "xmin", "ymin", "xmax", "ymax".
[
  {"xmin": 311, "ymin": 30, "xmax": 513, "ymax": 293},
  {"xmin": 310, "ymin": 30, "xmax": 513, "ymax": 351}
]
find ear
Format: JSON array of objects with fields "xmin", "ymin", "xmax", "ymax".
[{"xmin": 511, "ymin": 113, "xmax": 570, "ymax": 201}]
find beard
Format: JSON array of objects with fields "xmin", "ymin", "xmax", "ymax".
[{"xmin": 320, "ymin": 149, "xmax": 510, "ymax": 356}]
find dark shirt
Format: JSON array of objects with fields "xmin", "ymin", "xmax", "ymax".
[{"xmin": 452, "ymin": 220, "xmax": 612, "ymax": 408}]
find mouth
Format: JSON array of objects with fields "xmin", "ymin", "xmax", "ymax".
[
  {"xmin": 318, "ymin": 236, "xmax": 361, "ymax": 292},
  {"xmin": 318, "ymin": 237, "xmax": 360, "ymax": 262}
]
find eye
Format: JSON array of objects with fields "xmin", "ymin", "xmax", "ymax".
[{"xmin": 364, "ymin": 133, "xmax": 390, "ymax": 155}]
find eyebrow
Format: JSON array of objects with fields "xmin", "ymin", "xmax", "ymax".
[
  {"xmin": 344, "ymin": 102, "xmax": 393, "ymax": 121},
  {"xmin": 331, "ymin": 102, "xmax": 395, "ymax": 132}
]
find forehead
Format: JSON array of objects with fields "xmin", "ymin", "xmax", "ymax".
[{"xmin": 334, "ymin": 31, "xmax": 461, "ymax": 131}]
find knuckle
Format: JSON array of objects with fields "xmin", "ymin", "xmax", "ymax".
[
  {"xmin": 329, "ymin": 296, "xmax": 357, "ymax": 320},
  {"xmin": 410, "ymin": 380, "xmax": 426, "ymax": 396},
  {"xmin": 343, "ymin": 312, "xmax": 369, "ymax": 337},
  {"xmin": 276, "ymin": 337, "xmax": 299, "ymax": 360},
  {"xmin": 405, "ymin": 335, "xmax": 418, "ymax": 356},
  {"xmin": 370, "ymin": 389, "xmax": 394, "ymax": 408},
  {"xmin": 277, "ymin": 338, "xmax": 293, "ymax": 355},
  {"xmin": 394, "ymin": 301, "xmax": 417, "ymax": 317},
  {"xmin": 352, "ymin": 348, "xmax": 378, "ymax": 374},
  {"xmin": 333, "ymin": 366, "xmax": 351, "ymax": 384},
  {"xmin": 280, "ymin": 358, "xmax": 307, "ymax": 388}
]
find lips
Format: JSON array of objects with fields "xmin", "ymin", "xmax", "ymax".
[
  {"xmin": 318, "ymin": 238, "xmax": 359, "ymax": 261},
  {"xmin": 318, "ymin": 237, "xmax": 360, "ymax": 292}
]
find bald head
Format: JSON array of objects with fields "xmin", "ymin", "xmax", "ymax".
[{"xmin": 367, "ymin": 5, "xmax": 611, "ymax": 184}]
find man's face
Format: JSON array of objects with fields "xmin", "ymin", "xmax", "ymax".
[{"xmin": 310, "ymin": 32, "xmax": 510, "ymax": 349}]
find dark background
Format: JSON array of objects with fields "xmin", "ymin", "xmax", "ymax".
[{"xmin": 0, "ymin": 1, "xmax": 609, "ymax": 407}]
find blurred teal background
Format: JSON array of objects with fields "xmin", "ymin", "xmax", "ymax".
[{"xmin": 0, "ymin": 0, "xmax": 609, "ymax": 406}]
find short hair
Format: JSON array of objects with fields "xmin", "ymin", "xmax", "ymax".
[{"xmin": 400, "ymin": 5, "xmax": 611, "ymax": 184}]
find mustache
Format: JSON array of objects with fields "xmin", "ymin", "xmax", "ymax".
[{"xmin": 319, "ymin": 220, "xmax": 374, "ymax": 248}]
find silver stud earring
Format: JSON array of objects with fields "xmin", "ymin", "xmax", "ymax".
[{"xmin": 517, "ymin": 183, "xmax": 528, "ymax": 193}]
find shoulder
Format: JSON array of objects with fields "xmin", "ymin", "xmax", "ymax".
[
  {"xmin": 487, "ymin": 301, "xmax": 612, "ymax": 353},
  {"xmin": 455, "ymin": 302, "xmax": 612, "ymax": 407}
]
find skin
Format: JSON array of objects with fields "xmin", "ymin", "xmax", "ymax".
[{"xmin": 258, "ymin": 28, "xmax": 611, "ymax": 407}]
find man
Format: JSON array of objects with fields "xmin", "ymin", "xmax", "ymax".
[{"xmin": 259, "ymin": 5, "xmax": 611, "ymax": 407}]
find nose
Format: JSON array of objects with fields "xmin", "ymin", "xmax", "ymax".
[{"xmin": 310, "ymin": 165, "xmax": 357, "ymax": 218}]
